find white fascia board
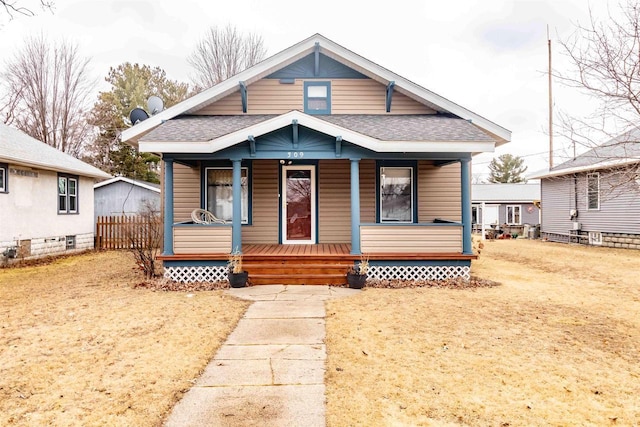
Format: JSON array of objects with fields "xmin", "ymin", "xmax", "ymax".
[
  {"xmin": 531, "ymin": 158, "xmax": 640, "ymax": 179},
  {"xmin": 1, "ymin": 156, "xmax": 111, "ymax": 180},
  {"xmin": 122, "ymin": 34, "xmax": 511, "ymax": 144},
  {"xmin": 93, "ymin": 176, "xmax": 160, "ymax": 192},
  {"xmin": 139, "ymin": 111, "xmax": 496, "ymax": 154}
]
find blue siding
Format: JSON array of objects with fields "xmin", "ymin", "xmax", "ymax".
[{"xmin": 267, "ymin": 53, "xmax": 368, "ymax": 79}]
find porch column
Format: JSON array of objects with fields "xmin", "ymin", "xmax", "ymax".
[
  {"xmin": 461, "ymin": 158, "xmax": 472, "ymax": 254},
  {"xmin": 350, "ymin": 158, "xmax": 361, "ymax": 255},
  {"xmin": 163, "ymin": 158, "xmax": 174, "ymax": 256},
  {"xmin": 231, "ymin": 159, "xmax": 242, "ymax": 253}
]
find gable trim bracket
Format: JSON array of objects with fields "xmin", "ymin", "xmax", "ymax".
[
  {"xmin": 292, "ymin": 119, "xmax": 299, "ymax": 149},
  {"xmin": 239, "ymin": 81, "xmax": 248, "ymax": 113},
  {"xmin": 386, "ymin": 81, "xmax": 395, "ymax": 113},
  {"xmin": 248, "ymin": 135, "xmax": 256, "ymax": 157},
  {"xmin": 314, "ymin": 42, "xmax": 320, "ymax": 76},
  {"xmin": 335, "ymin": 136, "xmax": 342, "ymax": 157}
]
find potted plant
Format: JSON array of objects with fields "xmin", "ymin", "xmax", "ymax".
[
  {"xmin": 346, "ymin": 255, "xmax": 369, "ymax": 289},
  {"xmin": 227, "ymin": 251, "xmax": 248, "ymax": 288}
]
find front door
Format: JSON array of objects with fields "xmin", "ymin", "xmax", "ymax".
[{"xmin": 282, "ymin": 165, "xmax": 316, "ymax": 244}]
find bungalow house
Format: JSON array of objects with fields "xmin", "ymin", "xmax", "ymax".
[
  {"xmin": 472, "ymin": 183, "xmax": 541, "ymax": 236},
  {"xmin": 531, "ymin": 128, "xmax": 640, "ymax": 249},
  {"xmin": 120, "ymin": 34, "xmax": 511, "ymax": 284},
  {"xmin": 94, "ymin": 176, "xmax": 160, "ymax": 224},
  {"xmin": 0, "ymin": 123, "xmax": 111, "ymax": 261}
]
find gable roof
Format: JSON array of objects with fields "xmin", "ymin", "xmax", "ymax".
[
  {"xmin": 472, "ymin": 183, "xmax": 540, "ymax": 203},
  {"xmin": 531, "ymin": 127, "xmax": 640, "ymax": 179},
  {"xmin": 137, "ymin": 110, "xmax": 497, "ymax": 154},
  {"xmin": 121, "ymin": 33, "xmax": 511, "ymax": 145},
  {"xmin": 93, "ymin": 176, "xmax": 160, "ymax": 192},
  {"xmin": 0, "ymin": 123, "xmax": 111, "ymax": 180}
]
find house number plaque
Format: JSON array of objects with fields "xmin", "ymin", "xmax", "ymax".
[{"xmin": 287, "ymin": 151, "xmax": 305, "ymax": 158}]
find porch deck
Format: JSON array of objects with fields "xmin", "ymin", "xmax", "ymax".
[{"xmin": 159, "ymin": 243, "xmax": 476, "ymax": 285}]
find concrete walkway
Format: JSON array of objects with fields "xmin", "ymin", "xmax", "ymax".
[{"xmin": 164, "ymin": 285, "xmax": 360, "ymax": 427}]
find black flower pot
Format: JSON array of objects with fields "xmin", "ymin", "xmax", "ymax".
[
  {"xmin": 346, "ymin": 272, "xmax": 367, "ymax": 289},
  {"xmin": 228, "ymin": 271, "xmax": 248, "ymax": 288}
]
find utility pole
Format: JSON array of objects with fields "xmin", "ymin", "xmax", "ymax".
[{"xmin": 548, "ymin": 25, "xmax": 554, "ymax": 169}]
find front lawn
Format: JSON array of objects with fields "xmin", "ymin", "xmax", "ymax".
[
  {"xmin": 325, "ymin": 239, "xmax": 640, "ymax": 426},
  {"xmin": 0, "ymin": 251, "xmax": 249, "ymax": 426}
]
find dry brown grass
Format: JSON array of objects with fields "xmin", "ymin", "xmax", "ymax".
[
  {"xmin": 326, "ymin": 239, "xmax": 640, "ymax": 426},
  {"xmin": 0, "ymin": 251, "xmax": 249, "ymax": 426}
]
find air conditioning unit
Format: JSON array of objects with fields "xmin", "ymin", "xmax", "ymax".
[{"xmin": 572, "ymin": 221, "xmax": 581, "ymax": 231}]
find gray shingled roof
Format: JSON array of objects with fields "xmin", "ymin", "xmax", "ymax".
[
  {"xmin": 139, "ymin": 114, "xmax": 494, "ymax": 143},
  {"xmin": 0, "ymin": 123, "xmax": 111, "ymax": 179},
  {"xmin": 472, "ymin": 183, "xmax": 540, "ymax": 202},
  {"xmin": 552, "ymin": 127, "xmax": 640, "ymax": 172}
]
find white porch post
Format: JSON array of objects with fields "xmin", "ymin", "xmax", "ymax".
[{"xmin": 350, "ymin": 158, "xmax": 361, "ymax": 255}]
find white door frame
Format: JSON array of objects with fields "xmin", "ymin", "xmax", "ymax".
[{"xmin": 281, "ymin": 165, "xmax": 316, "ymax": 244}]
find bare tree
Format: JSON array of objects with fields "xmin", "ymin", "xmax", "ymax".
[
  {"xmin": 188, "ymin": 25, "xmax": 266, "ymax": 90},
  {"xmin": 126, "ymin": 200, "xmax": 163, "ymax": 280},
  {"xmin": 0, "ymin": 0, "xmax": 53, "ymax": 21},
  {"xmin": 1, "ymin": 34, "xmax": 95, "ymax": 156},
  {"xmin": 555, "ymin": 0, "xmax": 640, "ymax": 187}
]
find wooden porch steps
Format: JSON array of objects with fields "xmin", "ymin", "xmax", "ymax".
[{"xmin": 242, "ymin": 257, "xmax": 355, "ymax": 285}]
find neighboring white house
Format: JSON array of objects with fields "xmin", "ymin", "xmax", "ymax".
[
  {"xmin": 0, "ymin": 123, "xmax": 111, "ymax": 261},
  {"xmin": 94, "ymin": 177, "xmax": 160, "ymax": 224}
]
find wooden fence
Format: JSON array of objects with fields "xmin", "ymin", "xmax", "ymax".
[{"xmin": 95, "ymin": 215, "xmax": 162, "ymax": 250}]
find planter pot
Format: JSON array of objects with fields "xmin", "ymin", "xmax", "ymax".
[
  {"xmin": 228, "ymin": 271, "xmax": 248, "ymax": 288},
  {"xmin": 346, "ymin": 272, "xmax": 367, "ymax": 289}
]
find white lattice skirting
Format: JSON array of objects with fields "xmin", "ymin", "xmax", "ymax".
[
  {"xmin": 368, "ymin": 265, "xmax": 470, "ymax": 281},
  {"xmin": 164, "ymin": 266, "xmax": 229, "ymax": 283}
]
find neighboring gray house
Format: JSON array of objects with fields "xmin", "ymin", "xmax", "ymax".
[
  {"xmin": 531, "ymin": 128, "xmax": 640, "ymax": 248},
  {"xmin": 94, "ymin": 177, "xmax": 160, "ymax": 223},
  {"xmin": 472, "ymin": 183, "xmax": 541, "ymax": 234}
]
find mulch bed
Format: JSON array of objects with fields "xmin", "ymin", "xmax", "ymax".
[
  {"xmin": 134, "ymin": 278, "xmax": 229, "ymax": 291},
  {"xmin": 364, "ymin": 276, "xmax": 500, "ymax": 289}
]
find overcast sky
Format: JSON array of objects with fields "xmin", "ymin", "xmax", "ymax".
[{"xmin": 0, "ymin": 0, "xmax": 614, "ymax": 179}]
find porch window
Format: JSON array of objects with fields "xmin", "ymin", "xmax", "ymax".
[
  {"xmin": 304, "ymin": 81, "xmax": 331, "ymax": 114},
  {"xmin": 587, "ymin": 172, "xmax": 600, "ymax": 210},
  {"xmin": 506, "ymin": 205, "xmax": 521, "ymax": 225},
  {"xmin": 58, "ymin": 174, "xmax": 78, "ymax": 214},
  {"xmin": 379, "ymin": 166, "xmax": 414, "ymax": 223},
  {"xmin": 0, "ymin": 163, "xmax": 7, "ymax": 193},
  {"xmin": 205, "ymin": 167, "xmax": 248, "ymax": 223}
]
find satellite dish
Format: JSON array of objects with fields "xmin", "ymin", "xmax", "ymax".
[
  {"xmin": 129, "ymin": 108, "xmax": 149, "ymax": 125},
  {"xmin": 147, "ymin": 96, "xmax": 164, "ymax": 115}
]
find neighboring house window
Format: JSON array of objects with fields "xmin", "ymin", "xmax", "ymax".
[
  {"xmin": 587, "ymin": 172, "xmax": 600, "ymax": 210},
  {"xmin": 0, "ymin": 163, "xmax": 7, "ymax": 193},
  {"xmin": 304, "ymin": 81, "xmax": 331, "ymax": 114},
  {"xmin": 378, "ymin": 164, "xmax": 415, "ymax": 223},
  {"xmin": 205, "ymin": 167, "xmax": 249, "ymax": 223},
  {"xmin": 506, "ymin": 205, "xmax": 521, "ymax": 225},
  {"xmin": 58, "ymin": 174, "xmax": 78, "ymax": 214}
]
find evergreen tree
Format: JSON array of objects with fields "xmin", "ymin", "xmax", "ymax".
[
  {"xmin": 86, "ymin": 63, "xmax": 190, "ymax": 182},
  {"xmin": 487, "ymin": 154, "xmax": 528, "ymax": 183}
]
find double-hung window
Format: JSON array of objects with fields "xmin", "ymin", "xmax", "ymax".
[
  {"xmin": 379, "ymin": 165, "xmax": 415, "ymax": 223},
  {"xmin": 0, "ymin": 163, "xmax": 7, "ymax": 193},
  {"xmin": 506, "ymin": 205, "xmax": 521, "ymax": 225},
  {"xmin": 205, "ymin": 167, "xmax": 249, "ymax": 223},
  {"xmin": 587, "ymin": 172, "xmax": 600, "ymax": 210},
  {"xmin": 58, "ymin": 174, "xmax": 78, "ymax": 214}
]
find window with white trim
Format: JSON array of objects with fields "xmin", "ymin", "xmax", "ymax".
[
  {"xmin": 379, "ymin": 166, "xmax": 413, "ymax": 223},
  {"xmin": 205, "ymin": 167, "xmax": 249, "ymax": 223},
  {"xmin": 587, "ymin": 172, "xmax": 600, "ymax": 210},
  {"xmin": 506, "ymin": 205, "xmax": 521, "ymax": 225},
  {"xmin": 58, "ymin": 174, "xmax": 78, "ymax": 214},
  {"xmin": 0, "ymin": 163, "xmax": 7, "ymax": 193}
]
